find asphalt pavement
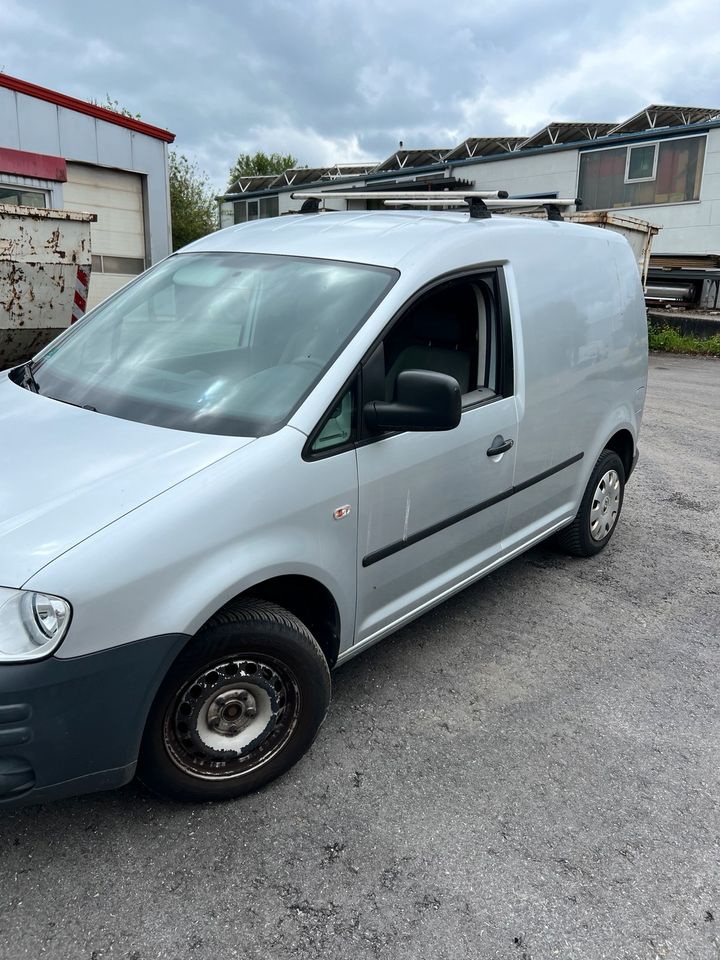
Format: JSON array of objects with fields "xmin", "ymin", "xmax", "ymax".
[{"xmin": 1, "ymin": 353, "xmax": 718, "ymax": 960}]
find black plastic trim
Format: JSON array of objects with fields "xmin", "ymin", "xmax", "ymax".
[
  {"xmin": 362, "ymin": 452, "xmax": 584, "ymax": 567},
  {"xmin": 495, "ymin": 269, "xmax": 514, "ymax": 398},
  {"xmin": 302, "ymin": 369, "xmax": 361, "ymax": 461},
  {"xmin": 0, "ymin": 633, "xmax": 189, "ymax": 807}
]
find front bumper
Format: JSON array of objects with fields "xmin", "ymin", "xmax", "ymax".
[{"xmin": 0, "ymin": 633, "xmax": 188, "ymax": 807}]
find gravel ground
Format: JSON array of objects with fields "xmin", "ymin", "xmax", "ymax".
[{"xmin": 1, "ymin": 353, "xmax": 718, "ymax": 960}]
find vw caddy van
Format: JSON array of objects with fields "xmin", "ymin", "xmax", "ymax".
[{"xmin": 0, "ymin": 203, "xmax": 647, "ymax": 805}]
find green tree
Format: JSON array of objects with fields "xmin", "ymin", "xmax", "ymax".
[
  {"xmin": 228, "ymin": 151, "xmax": 299, "ymax": 187},
  {"xmin": 169, "ymin": 151, "xmax": 217, "ymax": 250}
]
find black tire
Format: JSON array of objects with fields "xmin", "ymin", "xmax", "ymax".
[
  {"xmin": 555, "ymin": 449, "xmax": 626, "ymax": 557},
  {"xmin": 138, "ymin": 599, "xmax": 331, "ymax": 802}
]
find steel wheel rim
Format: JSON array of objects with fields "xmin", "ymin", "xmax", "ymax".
[
  {"xmin": 164, "ymin": 656, "xmax": 300, "ymax": 780},
  {"xmin": 589, "ymin": 469, "xmax": 621, "ymax": 541}
]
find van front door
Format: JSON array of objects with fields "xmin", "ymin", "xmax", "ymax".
[
  {"xmin": 355, "ymin": 399, "xmax": 517, "ymax": 645},
  {"xmin": 354, "ymin": 270, "xmax": 517, "ymax": 648}
]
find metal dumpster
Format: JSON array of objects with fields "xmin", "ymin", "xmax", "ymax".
[
  {"xmin": 0, "ymin": 204, "xmax": 96, "ymax": 369},
  {"xmin": 565, "ymin": 211, "xmax": 659, "ymax": 288},
  {"xmin": 515, "ymin": 207, "xmax": 659, "ymax": 287}
]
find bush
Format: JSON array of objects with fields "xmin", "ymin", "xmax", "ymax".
[{"xmin": 647, "ymin": 321, "xmax": 720, "ymax": 357}]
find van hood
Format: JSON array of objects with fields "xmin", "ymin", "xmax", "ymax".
[{"xmin": 0, "ymin": 376, "xmax": 252, "ymax": 586}]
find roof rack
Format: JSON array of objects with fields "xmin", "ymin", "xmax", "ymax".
[
  {"xmin": 293, "ymin": 189, "xmax": 510, "ymax": 201},
  {"xmin": 292, "ymin": 190, "xmax": 578, "ymax": 220}
]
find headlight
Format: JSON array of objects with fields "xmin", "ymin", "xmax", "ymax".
[{"xmin": 0, "ymin": 587, "xmax": 72, "ymax": 662}]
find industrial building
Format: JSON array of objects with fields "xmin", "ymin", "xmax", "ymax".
[
  {"xmin": 0, "ymin": 72, "xmax": 174, "ymax": 308},
  {"xmin": 219, "ymin": 104, "xmax": 720, "ymax": 307}
]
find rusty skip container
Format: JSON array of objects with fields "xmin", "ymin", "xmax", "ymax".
[
  {"xmin": 517, "ymin": 208, "xmax": 659, "ymax": 288},
  {"xmin": 0, "ymin": 203, "xmax": 96, "ymax": 369},
  {"xmin": 564, "ymin": 211, "xmax": 659, "ymax": 288}
]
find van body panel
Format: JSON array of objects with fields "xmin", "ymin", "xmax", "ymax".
[
  {"xmin": 502, "ymin": 230, "xmax": 646, "ymax": 547},
  {"xmin": 26, "ymin": 428, "xmax": 359, "ymax": 659},
  {"xmin": 0, "ymin": 375, "xmax": 247, "ymax": 587}
]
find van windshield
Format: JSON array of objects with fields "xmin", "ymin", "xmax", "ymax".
[{"xmin": 19, "ymin": 252, "xmax": 397, "ymax": 437}]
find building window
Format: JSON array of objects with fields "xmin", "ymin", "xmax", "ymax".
[
  {"xmin": 578, "ymin": 135, "xmax": 705, "ymax": 210},
  {"xmin": 0, "ymin": 185, "xmax": 47, "ymax": 207},
  {"xmin": 92, "ymin": 254, "xmax": 145, "ymax": 275},
  {"xmin": 233, "ymin": 196, "xmax": 279, "ymax": 223},
  {"xmin": 260, "ymin": 196, "xmax": 279, "ymax": 218},
  {"xmin": 625, "ymin": 143, "xmax": 658, "ymax": 182}
]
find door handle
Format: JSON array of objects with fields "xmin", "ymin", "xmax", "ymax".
[{"xmin": 486, "ymin": 436, "xmax": 514, "ymax": 457}]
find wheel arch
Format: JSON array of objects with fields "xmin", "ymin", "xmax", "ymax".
[
  {"xmin": 603, "ymin": 428, "xmax": 635, "ymax": 480},
  {"xmin": 198, "ymin": 574, "xmax": 342, "ymax": 668}
]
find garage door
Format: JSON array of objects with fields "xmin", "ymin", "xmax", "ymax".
[{"xmin": 63, "ymin": 163, "xmax": 146, "ymax": 309}]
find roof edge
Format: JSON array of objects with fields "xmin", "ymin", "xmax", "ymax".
[{"xmin": 0, "ymin": 72, "xmax": 175, "ymax": 143}]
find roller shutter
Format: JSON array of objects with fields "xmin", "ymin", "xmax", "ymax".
[{"xmin": 63, "ymin": 163, "xmax": 146, "ymax": 308}]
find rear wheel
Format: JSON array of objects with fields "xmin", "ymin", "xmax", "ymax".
[
  {"xmin": 555, "ymin": 449, "xmax": 625, "ymax": 557},
  {"xmin": 138, "ymin": 599, "xmax": 331, "ymax": 802}
]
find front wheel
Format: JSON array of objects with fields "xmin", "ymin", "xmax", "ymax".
[
  {"xmin": 555, "ymin": 449, "xmax": 626, "ymax": 557},
  {"xmin": 138, "ymin": 599, "xmax": 331, "ymax": 802}
]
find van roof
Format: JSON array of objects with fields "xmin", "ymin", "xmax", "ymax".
[{"xmin": 185, "ymin": 210, "xmax": 620, "ymax": 271}]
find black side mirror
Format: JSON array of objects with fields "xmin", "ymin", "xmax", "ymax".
[{"xmin": 363, "ymin": 369, "xmax": 462, "ymax": 433}]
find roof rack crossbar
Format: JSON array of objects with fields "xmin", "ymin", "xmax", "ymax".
[
  {"xmin": 292, "ymin": 190, "xmax": 578, "ymax": 221},
  {"xmin": 291, "ymin": 190, "xmax": 510, "ymax": 201},
  {"xmin": 383, "ymin": 197, "xmax": 577, "ymax": 207}
]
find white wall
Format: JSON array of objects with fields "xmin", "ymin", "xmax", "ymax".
[
  {"xmin": 450, "ymin": 148, "xmax": 580, "ymax": 200},
  {"xmin": 0, "ymin": 85, "xmax": 172, "ymax": 265}
]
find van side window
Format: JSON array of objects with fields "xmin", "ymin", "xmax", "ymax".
[
  {"xmin": 382, "ymin": 275, "xmax": 500, "ymax": 403},
  {"xmin": 310, "ymin": 385, "xmax": 356, "ymax": 454}
]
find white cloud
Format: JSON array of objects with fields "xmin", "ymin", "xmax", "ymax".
[
  {"xmin": 459, "ymin": 0, "xmax": 720, "ymax": 134},
  {"xmin": 1, "ymin": 0, "xmax": 719, "ymax": 184}
]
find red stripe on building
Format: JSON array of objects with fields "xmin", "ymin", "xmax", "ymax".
[
  {"xmin": 0, "ymin": 73, "xmax": 175, "ymax": 144},
  {"xmin": 74, "ymin": 289, "xmax": 86, "ymax": 311},
  {"xmin": 0, "ymin": 146, "xmax": 67, "ymax": 182}
]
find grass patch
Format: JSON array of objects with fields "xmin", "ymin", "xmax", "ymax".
[{"xmin": 648, "ymin": 321, "xmax": 720, "ymax": 356}]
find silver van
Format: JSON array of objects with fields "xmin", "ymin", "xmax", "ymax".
[{"xmin": 0, "ymin": 206, "xmax": 647, "ymax": 806}]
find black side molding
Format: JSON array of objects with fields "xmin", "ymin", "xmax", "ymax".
[{"xmin": 362, "ymin": 452, "xmax": 584, "ymax": 567}]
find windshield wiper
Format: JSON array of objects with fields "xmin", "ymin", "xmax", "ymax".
[
  {"xmin": 16, "ymin": 362, "xmax": 98, "ymax": 412},
  {"xmin": 19, "ymin": 361, "xmax": 40, "ymax": 394},
  {"xmin": 54, "ymin": 397, "xmax": 98, "ymax": 413}
]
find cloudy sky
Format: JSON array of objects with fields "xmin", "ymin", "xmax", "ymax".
[{"xmin": 1, "ymin": 0, "xmax": 719, "ymax": 190}]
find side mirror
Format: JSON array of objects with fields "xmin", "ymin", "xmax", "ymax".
[{"xmin": 363, "ymin": 369, "xmax": 462, "ymax": 433}]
